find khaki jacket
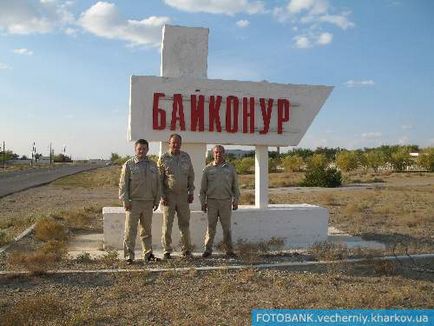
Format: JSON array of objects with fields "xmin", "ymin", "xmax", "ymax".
[
  {"xmin": 199, "ymin": 161, "xmax": 240, "ymax": 206},
  {"xmin": 158, "ymin": 151, "xmax": 195, "ymax": 197},
  {"xmin": 119, "ymin": 156, "xmax": 160, "ymax": 206}
]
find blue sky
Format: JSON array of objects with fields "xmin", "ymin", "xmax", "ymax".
[{"xmin": 1, "ymin": 0, "xmax": 433, "ymax": 159}]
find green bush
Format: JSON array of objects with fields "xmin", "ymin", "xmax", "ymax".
[
  {"xmin": 364, "ymin": 150, "xmax": 385, "ymax": 172},
  {"xmin": 336, "ymin": 151, "xmax": 360, "ymax": 172},
  {"xmin": 233, "ymin": 157, "xmax": 254, "ymax": 174},
  {"xmin": 300, "ymin": 166, "xmax": 342, "ymax": 188},
  {"xmin": 390, "ymin": 148, "xmax": 411, "ymax": 171},
  {"xmin": 282, "ymin": 155, "xmax": 304, "ymax": 172},
  {"xmin": 417, "ymin": 148, "xmax": 434, "ymax": 171},
  {"xmin": 268, "ymin": 158, "xmax": 280, "ymax": 173},
  {"xmin": 306, "ymin": 153, "xmax": 328, "ymax": 170}
]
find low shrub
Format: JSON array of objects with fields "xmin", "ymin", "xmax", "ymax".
[
  {"xmin": 300, "ymin": 166, "xmax": 342, "ymax": 187},
  {"xmin": 34, "ymin": 218, "xmax": 67, "ymax": 242}
]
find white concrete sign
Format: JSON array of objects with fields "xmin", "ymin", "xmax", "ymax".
[
  {"xmin": 129, "ymin": 76, "xmax": 332, "ymax": 146},
  {"xmin": 104, "ymin": 205, "xmax": 329, "ymax": 250},
  {"xmin": 103, "ymin": 24, "xmax": 333, "ymax": 251}
]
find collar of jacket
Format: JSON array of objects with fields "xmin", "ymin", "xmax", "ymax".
[
  {"xmin": 134, "ymin": 156, "xmax": 148, "ymax": 164},
  {"xmin": 213, "ymin": 160, "xmax": 227, "ymax": 167}
]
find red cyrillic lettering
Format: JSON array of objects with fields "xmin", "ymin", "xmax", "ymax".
[
  {"xmin": 277, "ymin": 99, "xmax": 291, "ymax": 134},
  {"xmin": 171, "ymin": 94, "xmax": 186, "ymax": 131},
  {"xmin": 191, "ymin": 95, "xmax": 205, "ymax": 131},
  {"xmin": 259, "ymin": 98, "xmax": 273, "ymax": 134},
  {"xmin": 242, "ymin": 97, "xmax": 255, "ymax": 133},
  {"xmin": 209, "ymin": 95, "xmax": 222, "ymax": 132},
  {"xmin": 152, "ymin": 92, "xmax": 166, "ymax": 130},
  {"xmin": 225, "ymin": 96, "xmax": 239, "ymax": 133}
]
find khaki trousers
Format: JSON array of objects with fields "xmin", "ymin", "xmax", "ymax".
[
  {"xmin": 161, "ymin": 192, "xmax": 192, "ymax": 254},
  {"xmin": 123, "ymin": 200, "xmax": 154, "ymax": 260},
  {"xmin": 204, "ymin": 198, "xmax": 233, "ymax": 253}
]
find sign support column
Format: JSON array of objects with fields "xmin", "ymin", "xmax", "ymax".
[
  {"xmin": 255, "ymin": 145, "xmax": 268, "ymax": 208},
  {"xmin": 159, "ymin": 25, "xmax": 209, "ymax": 210}
]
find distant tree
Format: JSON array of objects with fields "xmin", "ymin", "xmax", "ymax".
[
  {"xmin": 0, "ymin": 150, "xmax": 18, "ymax": 161},
  {"xmin": 20, "ymin": 155, "xmax": 29, "ymax": 160},
  {"xmin": 285, "ymin": 148, "xmax": 314, "ymax": 160},
  {"xmin": 53, "ymin": 154, "xmax": 72, "ymax": 162},
  {"xmin": 314, "ymin": 147, "xmax": 342, "ymax": 161},
  {"xmin": 282, "ymin": 155, "xmax": 304, "ymax": 172},
  {"xmin": 148, "ymin": 154, "xmax": 159, "ymax": 163},
  {"xmin": 336, "ymin": 151, "xmax": 359, "ymax": 172},
  {"xmin": 224, "ymin": 153, "xmax": 236, "ymax": 162},
  {"xmin": 233, "ymin": 157, "xmax": 255, "ymax": 174},
  {"xmin": 306, "ymin": 153, "xmax": 328, "ymax": 170},
  {"xmin": 390, "ymin": 148, "xmax": 412, "ymax": 171},
  {"xmin": 301, "ymin": 166, "xmax": 342, "ymax": 188},
  {"xmin": 268, "ymin": 157, "xmax": 280, "ymax": 173},
  {"xmin": 364, "ymin": 150, "xmax": 385, "ymax": 172},
  {"xmin": 110, "ymin": 153, "xmax": 120, "ymax": 163},
  {"xmin": 417, "ymin": 148, "xmax": 434, "ymax": 172},
  {"xmin": 114, "ymin": 156, "xmax": 131, "ymax": 165}
]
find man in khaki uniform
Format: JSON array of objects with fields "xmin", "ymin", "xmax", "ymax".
[
  {"xmin": 200, "ymin": 145, "xmax": 240, "ymax": 258},
  {"xmin": 119, "ymin": 139, "xmax": 160, "ymax": 264},
  {"xmin": 158, "ymin": 134, "xmax": 194, "ymax": 259}
]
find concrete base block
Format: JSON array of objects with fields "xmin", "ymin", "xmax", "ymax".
[{"xmin": 103, "ymin": 204, "xmax": 329, "ymax": 251}]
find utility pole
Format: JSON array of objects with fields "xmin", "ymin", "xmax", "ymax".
[
  {"xmin": 31, "ymin": 142, "xmax": 36, "ymax": 166},
  {"xmin": 2, "ymin": 141, "xmax": 5, "ymax": 170},
  {"xmin": 49, "ymin": 142, "xmax": 53, "ymax": 166}
]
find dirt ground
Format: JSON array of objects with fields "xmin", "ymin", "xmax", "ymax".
[
  {"xmin": 0, "ymin": 267, "xmax": 433, "ymax": 325},
  {"xmin": 0, "ymin": 167, "xmax": 433, "ymax": 324}
]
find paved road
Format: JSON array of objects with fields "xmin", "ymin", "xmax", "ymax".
[{"xmin": 0, "ymin": 164, "xmax": 105, "ymax": 198}]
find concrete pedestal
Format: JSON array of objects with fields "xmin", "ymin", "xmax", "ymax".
[{"xmin": 103, "ymin": 204, "xmax": 329, "ymax": 251}]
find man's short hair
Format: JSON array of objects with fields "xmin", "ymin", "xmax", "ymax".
[
  {"xmin": 169, "ymin": 133, "xmax": 182, "ymax": 142},
  {"xmin": 212, "ymin": 145, "xmax": 225, "ymax": 153},
  {"xmin": 135, "ymin": 139, "xmax": 149, "ymax": 147}
]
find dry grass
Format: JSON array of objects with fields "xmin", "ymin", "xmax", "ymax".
[
  {"xmin": 270, "ymin": 179, "xmax": 434, "ymax": 254},
  {"xmin": 0, "ymin": 270, "xmax": 432, "ymax": 325},
  {"xmin": 0, "ymin": 229, "xmax": 11, "ymax": 247},
  {"xmin": 235, "ymin": 238, "xmax": 286, "ymax": 264},
  {"xmin": 309, "ymin": 242, "xmax": 350, "ymax": 261},
  {"xmin": 52, "ymin": 165, "xmax": 120, "ymax": 189},
  {"xmin": 99, "ymin": 250, "xmax": 119, "ymax": 267},
  {"xmin": 0, "ymin": 294, "xmax": 65, "ymax": 326},
  {"xmin": 7, "ymin": 240, "xmax": 67, "ymax": 274},
  {"xmin": 239, "ymin": 172, "xmax": 305, "ymax": 189},
  {"xmin": 34, "ymin": 217, "xmax": 67, "ymax": 242}
]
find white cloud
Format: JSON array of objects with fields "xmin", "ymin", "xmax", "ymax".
[
  {"xmin": 65, "ymin": 27, "xmax": 78, "ymax": 37},
  {"xmin": 293, "ymin": 35, "xmax": 311, "ymax": 48},
  {"xmin": 344, "ymin": 80, "xmax": 376, "ymax": 88},
  {"xmin": 0, "ymin": 62, "xmax": 11, "ymax": 70},
  {"xmin": 293, "ymin": 31, "xmax": 332, "ymax": 48},
  {"xmin": 282, "ymin": 0, "xmax": 354, "ymax": 30},
  {"xmin": 236, "ymin": 19, "xmax": 250, "ymax": 28},
  {"xmin": 276, "ymin": 0, "xmax": 354, "ymax": 49},
  {"xmin": 163, "ymin": 0, "xmax": 265, "ymax": 15},
  {"xmin": 0, "ymin": 0, "xmax": 74, "ymax": 34},
  {"xmin": 316, "ymin": 32, "xmax": 332, "ymax": 45},
  {"xmin": 362, "ymin": 132, "xmax": 382, "ymax": 139},
  {"xmin": 78, "ymin": 2, "xmax": 170, "ymax": 47},
  {"xmin": 13, "ymin": 48, "xmax": 33, "ymax": 55},
  {"xmin": 287, "ymin": 0, "xmax": 328, "ymax": 15},
  {"xmin": 317, "ymin": 12, "xmax": 354, "ymax": 30}
]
